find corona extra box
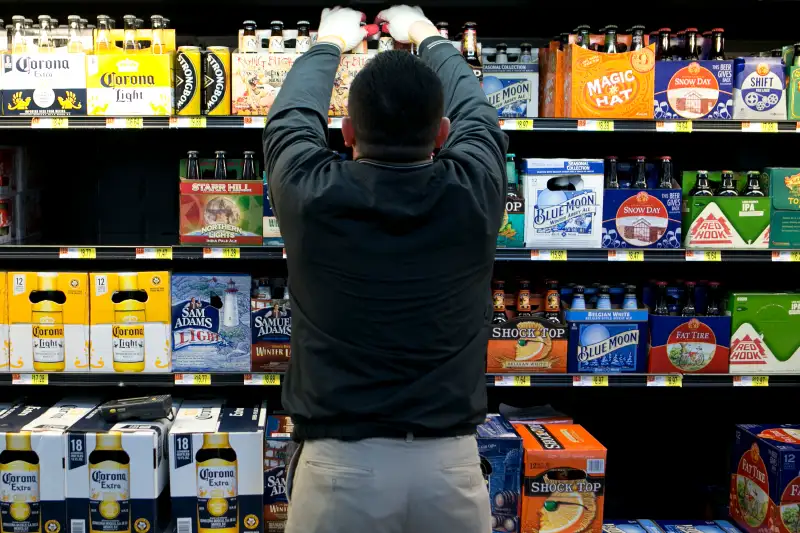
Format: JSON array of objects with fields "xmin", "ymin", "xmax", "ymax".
[
  {"xmin": 264, "ymin": 415, "xmax": 296, "ymax": 533},
  {"xmin": 766, "ymin": 168, "xmax": 800, "ymax": 248},
  {"xmin": 8, "ymin": 272, "xmax": 89, "ymax": 372},
  {"xmin": 0, "ymin": 399, "xmax": 101, "ymax": 533},
  {"xmin": 566, "ymin": 308, "xmax": 649, "ymax": 373},
  {"xmin": 482, "ymin": 48, "xmax": 538, "ymax": 118},
  {"xmin": 648, "ymin": 315, "xmax": 731, "ymax": 373},
  {"xmin": 787, "ymin": 67, "xmax": 800, "ymax": 120},
  {"xmin": 66, "ymin": 405, "xmax": 176, "ymax": 533},
  {"xmin": 251, "ymin": 295, "xmax": 291, "ymax": 373},
  {"xmin": 731, "ymin": 424, "xmax": 800, "ymax": 533},
  {"xmin": 171, "ymin": 273, "xmax": 252, "ymax": 372},
  {"xmin": 654, "ymin": 60, "xmax": 734, "ymax": 120},
  {"xmin": 733, "ymin": 57, "xmax": 787, "ymax": 120},
  {"xmin": 523, "ymin": 158, "xmax": 604, "ymax": 249},
  {"xmin": 602, "ymin": 187, "xmax": 682, "ymax": 249},
  {"xmin": 682, "ymin": 171, "xmax": 771, "ymax": 249},
  {"xmin": 169, "ymin": 400, "xmax": 266, "ymax": 533},
  {"xmin": 514, "ymin": 423, "xmax": 606, "ymax": 533},
  {"xmin": 729, "ymin": 293, "xmax": 800, "ymax": 374},
  {"xmin": 487, "ymin": 315, "xmax": 567, "ymax": 373},
  {"xmin": 477, "ymin": 415, "xmax": 522, "ymax": 533},
  {"xmin": 89, "ymin": 272, "xmax": 171, "ymax": 373},
  {"xmin": 564, "ymin": 44, "xmax": 656, "ymax": 119},
  {"xmin": 0, "ymin": 272, "xmax": 7, "ymax": 371},
  {"xmin": 2, "ymin": 54, "xmax": 87, "ymax": 116}
]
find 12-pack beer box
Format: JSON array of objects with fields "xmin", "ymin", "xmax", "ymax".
[
  {"xmin": 765, "ymin": 167, "xmax": 800, "ymax": 248},
  {"xmin": 682, "ymin": 171, "xmax": 771, "ymax": 249},
  {"xmin": 648, "ymin": 315, "xmax": 731, "ymax": 373},
  {"xmin": 2, "ymin": 54, "xmax": 87, "ymax": 116},
  {"xmin": 729, "ymin": 293, "xmax": 800, "ymax": 374},
  {"xmin": 733, "ymin": 57, "xmax": 787, "ymax": 120},
  {"xmin": 566, "ymin": 308, "xmax": 649, "ymax": 373},
  {"xmin": 477, "ymin": 415, "xmax": 522, "ymax": 533},
  {"xmin": 653, "ymin": 60, "xmax": 734, "ymax": 120}
]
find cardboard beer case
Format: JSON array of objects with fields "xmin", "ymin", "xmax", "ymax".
[
  {"xmin": 733, "ymin": 57, "xmax": 787, "ymax": 120},
  {"xmin": 766, "ymin": 167, "xmax": 800, "ymax": 248},
  {"xmin": 648, "ymin": 315, "xmax": 731, "ymax": 374},
  {"xmin": 2, "ymin": 54, "xmax": 87, "ymax": 116},
  {"xmin": 729, "ymin": 293, "xmax": 800, "ymax": 374},
  {"xmin": 477, "ymin": 415, "xmax": 523, "ymax": 533},
  {"xmin": 482, "ymin": 47, "xmax": 538, "ymax": 119},
  {"xmin": 653, "ymin": 60, "xmax": 734, "ymax": 120},
  {"xmin": 566, "ymin": 308, "xmax": 649, "ymax": 373}
]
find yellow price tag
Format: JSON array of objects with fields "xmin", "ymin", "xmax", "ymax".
[
  {"xmin": 762, "ymin": 122, "xmax": 778, "ymax": 133},
  {"xmin": 515, "ymin": 119, "xmax": 533, "ymax": 131},
  {"xmin": 203, "ymin": 247, "xmax": 241, "ymax": 259},
  {"xmin": 608, "ymin": 250, "xmax": 644, "ymax": 262},
  {"xmin": 675, "ymin": 121, "xmax": 692, "ymax": 133},
  {"xmin": 703, "ymin": 250, "xmax": 721, "ymax": 261},
  {"xmin": 244, "ymin": 373, "xmax": 281, "ymax": 385},
  {"xmin": 243, "ymin": 116, "xmax": 267, "ymax": 128},
  {"xmin": 577, "ymin": 119, "xmax": 614, "ymax": 132},
  {"xmin": 31, "ymin": 117, "xmax": 69, "ymax": 129},
  {"xmin": 175, "ymin": 373, "xmax": 211, "ymax": 385},
  {"xmin": 656, "ymin": 121, "xmax": 692, "ymax": 133},
  {"xmin": 79, "ymin": 248, "xmax": 96, "ymax": 259},
  {"xmin": 573, "ymin": 375, "xmax": 608, "ymax": 387},
  {"xmin": 31, "ymin": 374, "xmax": 49, "ymax": 385},
  {"xmin": 591, "ymin": 375, "xmax": 609, "ymax": 386},
  {"xmin": 771, "ymin": 251, "xmax": 800, "ymax": 262},
  {"xmin": 222, "ymin": 248, "xmax": 240, "ymax": 259},
  {"xmin": 263, "ymin": 374, "xmax": 281, "ymax": 385},
  {"xmin": 59, "ymin": 247, "xmax": 96, "ymax": 259},
  {"xmin": 549, "ymin": 250, "xmax": 568, "ymax": 261},
  {"xmin": 494, "ymin": 375, "xmax": 531, "ymax": 387},
  {"xmin": 647, "ymin": 375, "xmax": 682, "ymax": 387},
  {"xmin": 125, "ymin": 117, "xmax": 143, "ymax": 129},
  {"xmin": 734, "ymin": 376, "xmax": 769, "ymax": 387},
  {"xmin": 597, "ymin": 120, "xmax": 614, "ymax": 131},
  {"xmin": 12, "ymin": 373, "xmax": 49, "ymax": 385},
  {"xmin": 513, "ymin": 375, "xmax": 531, "ymax": 386}
]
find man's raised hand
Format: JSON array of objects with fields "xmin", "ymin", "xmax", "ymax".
[
  {"xmin": 375, "ymin": 5, "xmax": 437, "ymax": 45},
  {"xmin": 317, "ymin": 7, "xmax": 377, "ymax": 52}
]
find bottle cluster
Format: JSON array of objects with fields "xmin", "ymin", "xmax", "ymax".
[
  {"xmin": 689, "ymin": 170, "xmax": 764, "ymax": 197},
  {"xmin": 185, "ymin": 150, "xmax": 258, "ymax": 181},
  {"xmin": 604, "ymin": 156, "xmax": 675, "ymax": 190}
]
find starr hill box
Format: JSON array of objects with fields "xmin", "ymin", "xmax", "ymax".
[
  {"xmin": 654, "ymin": 60, "xmax": 734, "ymax": 120},
  {"xmin": 648, "ymin": 315, "xmax": 731, "ymax": 374},
  {"xmin": 765, "ymin": 167, "xmax": 800, "ymax": 248},
  {"xmin": 682, "ymin": 171, "xmax": 771, "ymax": 249},
  {"xmin": 729, "ymin": 293, "xmax": 800, "ymax": 374}
]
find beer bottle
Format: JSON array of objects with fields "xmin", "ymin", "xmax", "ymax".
[
  {"xmin": 544, "ymin": 280, "xmax": 561, "ymax": 323},
  {"xmin": 681, "ymin": 281, "xmax": 697, "ymax": 316},
  {"xmin": 706, "ymin": 281, "xmax": 721, "ymax": 316},
  {"xmin": 605, "ymin": 156, "xmax": 620, "ymax": 189},
  {"xmin": 559, "ymin": 32, "xmax": 570, "ymax": 52},
  {"xmin": 630, "ymin": 25, "xmax": 645, "ymax": 51},
  {"xmin": 602, "ymin": 25, "xmax": 618, "ymax": 54},
  {"xmin": 571, "ymin": 285, "xmax": 586, "ymax": 310},
  {"xmin": 506, "ymin": 154, "xmax": 520, "ymax": 199},
  {"xmin": 379, "ymin": 24, "xmax": 394, "ymax": 52},
  {"xmin": 37, "ymin": 15, "xmax": 53, "ymax": 52},
  {"xmin": 296, "ymin": 21, "xmax": 311, "ymax": 53},
  {"xmin": 495, "ymin": 43, "xmax": 508, "ymax": 64},
  {"xmin": 135, "ymin": 18, "xmax": 144, "ymax": 49},
  {"xmin": 653, "ymin": 281, "xmax": 669, "ymax": 315},
  {"xmin": 243, "ymin": 20, "xmax": 257, "ymax": 53},
  {"xmin": 596, "ymin": 285, "xmax": 612, "ymax": 310},
  {"xmin": 658, "ymin": 156, "xmax": 674, "ymax": 189},
  {"xmin": 632, "ymin": 156, "xmax": 648, "ymax": 189},
  {"xmin": 690, "ymin": 171, "xmax": 714, "ymax": 196},
  {"xmin": 11, "ymin": 15, "xmax": 25, "ymax": 54},
  {"xmin": 743, "ymin": 171, "xmax": 765, "ymax": 197},
  {"xmin": 23, "ymin": 18, "xmax": 32, "ymax": 30},
  {"xmin": 461, "ymin": 22, "xmax": 482, "ymax": 80},
  {"xmin": 623, "ymin": 284, "xmax": 638, "ymax": 310},
  {"xmin": 123, "ymin": 15, "xmax": 137, "ymax": 52},
  {"xmin": 96, "ymin": 15, "xmax": 111, "ymax": 52},
  {"xmin": 214, "ymin": 151, "xmax": 228, "ymax": 180},
  {"xmin": 674, "ymin": 30, "xmax": 686, "ymax": 60},
  {"xmin": 516, "ymin": 280, "xmax": 533, "ymax": 317},
  {"xmin": 436, "ymin": 22, "xmax": 449, "ymax": 39},
  {"xmin": 242, "ymin": 151, "xmax": 256, "ymax": 180},
  {"xmin": 186, "ymin": 151, "xmax": 200, "ymax": 180},
  {"xmin": 576, "ymin": 25, "xmax": 591, "ymax": 49},
  {"xmin": 685, "ymin": 28, "xmax": 700, "ymax": 60},
  {"xmin": 520, "ymin": 43, "xmax": 533, "ymax": 63},
  {"xmin": 66, "ymin": 15, "xmax": 82, "ymax": 53},
  {"xmin": 491, "ymin": 280, "xmax": 507, "ymax": 324},
  {"xmin": 709, "ymin": 28, "xmax": 726, "ymax": 60},
  {"xmin": 151, "ymin": 15, "xmax": 165, "ymax": 54},
  {"xmin": 718, "ymin": 171, "xmax": 738, "ymax": 197},
  {"xmin": 162, "ymin": 18, "xmax": 169, "ymax": 29},
  {"xmin": 269, "ymin": 21, "xmax": 284, "ymax": 53}
]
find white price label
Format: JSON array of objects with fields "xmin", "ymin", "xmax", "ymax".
[
  {"xmin": 607, "ymin": 250, "xmax": 644, "ymax": 262},
  {"xmin": 12, "ymin": 373, "xmax": 49, "ymax": 385},
  {"xmin": 174, "ymin": 373, "xmax": 211, "ymax": 385},
  {"xmin": 244, "ymin": 373, "xmax": 281, "ymax": 386},
  {"xmin": 499, "ymin": 119, "xmax": 533, "ymax": 131},
  {"xmin": 733, "ymin": 376, "xmax": 769, "ymax": 387},
  {"xmin": 202, "ymin": 247, "xmax": 240, "ymax": 259},
  {"xmin": 169, "ymin": 116, "xmax": 206, "ymax": 128},
  {"xmin": 494, "ymin": 375, "xmax": 531, "ymax": 387},
  {"xmin": 646, "ymin": 375, "xmax": 682, "ymax": 387},
  {"xmin": 135, "ymin": 247, "xmax": 172, "ymax": 259},
  {"xmin": 59, "ymin": 247, "xmax": 96, "ymax": 259},
  {"xmin": 685, "ymin": 250, "xmax": 721, "ymax": 262},
  {"xmin": 572, "ymin": 375, "xmax": 609, "ymax": 387},
  {"xmin": 31, "ymin": 117, "xmax": 68, "ymax": 129},
  {"xmin": 742, "ymin": 121, "xmax": 778, "ymax": 133},
  {"xmin": 106, "ymin": 117, "xmax": 143, "ymax": 129},
  {"xmin": 243, "ymin": 116, "xmax": 267, "ymax": 128},
  {"xmin": 530, "ymin": 250, "xmax": 568, "ymax": 261},
  {"xmin": 656, "ymin": 121, "xmax": 692, "ymax": 133},
  {"xmin": 577, "ymin": 119, "xmax": 614, "ymax": 132},
  {"xmin": 771, "ymin": 251, "xmax": 800, "ymax": 262},
  {"xmin": 327, "ymin": 117, "xmax": 344, "ymax": 129}
]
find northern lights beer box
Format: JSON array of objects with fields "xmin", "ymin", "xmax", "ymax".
[
  {"xmin": 766, "ymin": 168, "xmax": 800, "ymax": 248},
  {"xmin": 169, "ymin": 400, "xmax": 266, "ymax": 533},
  {"xmin": 729, "ymin": 293, "xmax": 800, "ymax": 374},
  {"xmin": 477, "ymin": 415, "xmax": 523, "ymax": 533},
  {"xmin": 653, "ymin": 60, "xmax": 734, "ymax": 120},
  {"xmin": 655, "ymin": 521, "xmax": 742, "ymax": 533},
  {"xmin": 730, "ymin": 424, "xmax": 800, "ymax": 533},
  {"xmin": 733, "ymin": 57, "xmax": 787, "ymax": 120},
  {"xmin": 482, "ymin": 48, "xmax": 538, "ymax": 118},
  {"xmin": 602, "ymin": 185, "xmax": 682, "ymax": 249},
  {"xmin": 65, "ymin": 405, "xmax": 176, "ymax": 533},
  {"xmin": 264, "ymin": 415, "xmax": 296, "ymax": 533},
  {"xmin": 522, "ymin": 158, "xmax": 604, "ymax": 248},
  {"xmin": 2, "ymin": 54, "xmax": 87, "ymax": 116},
  {"xmin": 566, "ymin": 308, "xmax": 649, "ymax": 373},
  {"xmin": 648, "ymin": 315, "xmax": 732, "ymax": 374},
  {"xmin": 171, "ymin": 274, "xmax": 252, "ymax": 372}
]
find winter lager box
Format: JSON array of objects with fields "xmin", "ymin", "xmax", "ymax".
[
  {"xmin": 566, "ymin": 308, "xmax": 649, "ymax": 373},
  {"xmin": 522, "ymin": 159, "xmax": 604, "ymax": 249},
  {"xmin": 2, "ymin": 54, "xmax": 87, "ymax": 116},
  {"xmin": 487, "ymin": 314, "xmax": 567, "ymax": 373},
  {"xmin": 765, "ymin": 168, "xmax": 800, "ymax": 248},
  {"xmin": 65, "ymin": 405, "xmax": 176, "ymax": 533},
  {"xmin": 8, "ymin": 272, "xmax": 89, "ymax": 372},
  {"xmin": 653, "ymin": 61, "xmax": 734, "ymax": 120},
  {"xmin": 654, "ymin": 521, "xmax": 742, "ymax": 533},
  {"xmin": 733, "ymin": 57, "xmax": 787, "ymax": 120},
  {"xmin": 731, "ymin": 424, "xmax": 800, "ymax": 533},
  {"xmin": 477, "ymin": 415, "xmax": 523, "ymax": 533},
  {"xmin": 729, "ymin": 293, "xmax": 800, "ymax": 374},
  {"xmin": 251, "ymin": 296, "xmax": 291, "ymax": 373},
  {"xmin": 648, "ymin": 316, "xmax": 732, "ymax": 373},
  {"xmin": 89, "ymin": 272, "xmax": 171, "ymax": 373},
  {"xmin": 169, "ymin": 400, "xmax": 266, "ymax": 533},
  {"xmin": 482, "ymin": 48, "xmax": 538, "ymax": 118},
  {"xmin": 514, "ymin": 423, "xmax": 606, "ymax": 533},
  {"xmin": 682, "ymin": 171, "xmax": 771, "ymax": 249},
  {"xmin": 0, "ymin": 273, "xmax": 7, "ymax": 371},
  {"xmin": 602, "ymin": 187, "xmax": 682, "ymax": 249},
  {"xmin": 0, "ymin": 399, "xmax": 101, "ymax": 533},
  {"xmin": 172, "ymin": 273, "xmax": 252, "ymax": 372},
  {"xmin": 264, "ymin": 415, "xmax": 296, "ymax": 533}
]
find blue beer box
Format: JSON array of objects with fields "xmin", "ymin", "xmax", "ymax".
[
  {"xmin": 477, "ymin": 414, "xmax": 523, "ymax": 533},
  {"xmin": 566, "ymin": 309, "xmax": 649, "ymax": 373},
  {"xmin": 603, "ymin": 189, "xmax": 682, "ymax": 249},
  {"xmin": 604, "ymin": 521, "xmax": 657, "ymax": 533},
  {"xmin": 483, "ymin": 61, "xmax": 539, "ymax": 119},
  {"xmin": 654, "ymin": 60, "xmax": 734, "ymax": 120},
  {"xmin": 653, "ymin": 521, "xmax": 742, "ymax": 533}
]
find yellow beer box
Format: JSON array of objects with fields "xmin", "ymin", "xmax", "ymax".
[
  {"xmin": 89, "ymin": 272, "xmax": 171, "ymax": 373},
  {"xmin": 8, "ymin": 272, "xmax": 89, "ymax": 372},
  {"xmin": 2, "ymin": 54, "xmax": 87, "ymax": 116},
  {"xmin": 0, "ymin": 272, "xmax": 8, "ymax": 371}
]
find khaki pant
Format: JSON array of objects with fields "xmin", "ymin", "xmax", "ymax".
[{"xmin": 285, "ymin": 435, "xmax": 491, "ymax": 533}]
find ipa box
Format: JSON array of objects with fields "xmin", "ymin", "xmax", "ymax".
[
  {"xmin": 477, "ymin": 415, "xmax": 522, "ymax": 533},
  {"xmin": 648, "ymin": 315, "xmax": 731, "ymax": 374},
  {"xmin": 729, "ymin": 292, "xmax": 800, "ymax": 374},
  {"xmin": 566, "ymin": 308, "xmax": 649, "ymax": 373},
  {"xmin": 653, "ymin": 60, "xmax": 734, "ymax": 120},
  {"xmin": 2, "ymin": 54, "xmax": 87, "ymax": 116}
]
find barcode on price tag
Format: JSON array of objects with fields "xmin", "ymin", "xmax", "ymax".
[
  {"xmin": 59, "ymin": 247, "xmax": 96, "ymax": 259},
  {"xmin": 646, "ymin": 375, "xmax": 682, "ymax": 387},
  {"xmin": 733, "ymin": 376, "xmax": 768, "ymax": 387},
  {"xmin": 175, "ymin": 373, "xmax": 211, "ymax": 385},
  {"xmin": 608, "ymin": 250, "xmax": 644, "ymax": 262},
  {"xmin": 203, "ymin": 248, "xmax": 240, "ymax": 259},
  {"xmin": 135, "ymin": 247, "xmax": 172, "ymax": 259},
  {"xmin": 530, "ymin": 250, "xmax": 568, "ymax": 261},
  {"xmin": 244, "ymin": 373, "xmax": 281, "ymax": 386},
  {"xmin": 577, "ymin": 119, "xmax": 614, "ymax": 132},
  {"xmin": 494, "ymin": 375, "xmax": 531, "ymax": 387},
  {"xmin": 12, "ymin": 373, "xmax": 48, "ymax": 385}
]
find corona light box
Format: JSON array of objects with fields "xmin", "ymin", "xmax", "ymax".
[
  {"xmin": 729, "ymin": 293, "xmax": 800, "ymax": 374},
  {"xmin": 2, "ymin": 54, "xmax": 87, "ymax": 116},
  {"xmin": 654, "ymin": 60, "xmax": 734, "ymax": 120}
]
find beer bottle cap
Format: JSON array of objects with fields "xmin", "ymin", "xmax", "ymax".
[
  {"xmin": 187, "ymin": 151, "xmax": 199, "ymax": 156},
  {"xmin": 605, "ymin": 25, "xmax": 618, "ymax": 31},
  {"xmin": 215, "ymin": 151, "xmax": 227, "ymax": 156},
  {"xmin": 521, "ymin": 42, "xmax": 532, "ymax": 48},
  {"xmin": 577, "ymin": 24, "xmax": 591, "ymax": 30},
  {"xmin": 68, "ymin": 15, "xmax": 80, "ymax": 22},
  {"xmin": 243, "ymin": 20, "xmax": 256, "ymax": 25},
  {"xmin": 722, "ymin": 170, "xmax": 733, "ymax": 173},
  {"xmin": 606, "ymin": 155, "xmax": 618, "ymax": 160},
  {"xmin": 632, "ymin": 24, "xmax": 646, "ymax": 30},
  {"xmin": 297, "ymin": 20, "xmax": 310, "ymax": 26},
  {"xmin": 436, "ymin": 21, "xmax": 449, "ymax": 26},
  {"xmin": 496, "ymin": 42, "xmax": 508, "ymax": 50},
  {"xmin": 685, "ymin": 27, "xmax": 699, "ymax": 32},
  {"xmin": 271, "ymin": 20, "xmax": 284, "ymax": 25},
  {"xmin": 124, "ymin": 14, "xmax": 136, "ymax": 21},
  {"xmin": 713, "ymin": 28, "xmax": 725, "ymax": 33},
  {"xmin": 660, "ymin": 156, "xmax": 672, "ymax": 160},
  {"xmin": 659, "ymin": 27, "xmax": 671, "ymax": 32},
  {"xmin": 244, "ymin": 151, "xmax": 255, "ymax": 156},
  {"xmin": 634, "ymin": 156, "xmax": 646, "ymax": 161}
]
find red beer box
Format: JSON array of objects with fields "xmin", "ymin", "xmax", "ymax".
[{"xmin": 648, "ymin": 315, "xmax": 731, "ymax": 373}]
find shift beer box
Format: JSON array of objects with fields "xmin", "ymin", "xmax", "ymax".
[
  {"xmin": 251, "ymin": 294, "xmax": 291, "ymax": 373},
  {"xmin": 65, "ymin": 405, "xmax": 176, "ymax": 533},
  {"xmin": 733, "ymin": 57, "xmax": 787, "ymax": 120},
  {"xmin": 264, "ymin": 415, "xmax": 296, "ymax": 533},
  {"xmin": 8, "ymin": 272, "xmax": 89, "ymax": 372},
  {"xmin": 171, "ymin": 273, "xmax": 252, "ymax": 372},
  {"xmin": 2, "ymin": 54, "xmax": 87, "ymax": 116},
  {"xmin": 514, "ymin": 423, "xmax": 606, "ymax": 533},
  {"xmin": 566, "ymin": 308, "xmax": 649, "ymax": 373},
  {"xmin": 482, "ymin": 48, "xmax": 538, "ymax": 119},
  {"xmin": 169, "ymin": 400, "xmax": 267, "ymax": 533},
  {"xmin": 653, "ymin": 60, "xmax": 734, "ymax": 120},
  {"xmin": 89, "ymin": 272, "xmax": 171, "ymax": 373},
  {"xmin": 648, "ymin": 316, "xmax": 731, "ymax": 374},
  {"xmin": 682, "ymin": 171, "xmax": 770, "ymax": 249},
  {"xmin": 766, "ymin": 168, "xmax": 800, "ymax": 248},
  {"xmin": 477, "ymin": 415, "xmax": 522, "ymax": 533},
  {"xmin": 654, "ymin": 521, "xmax": 742, "ymax": 533},
  {"xmin": 731, "ymin": 424, "xmax": 800, "ymax": 533},
  {"xmin": 523, "ymin": 158, "xmax": 604, "ymax": 249},
  {"xmin": 729, "ymin": 293, "xmax": 800, "ymax": 374}
]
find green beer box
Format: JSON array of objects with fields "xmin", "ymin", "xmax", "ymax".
[
  {"xmin": 788, "ymin": 67, "xmax": 800, "ymax": 119},
  {"xmin": 682, "ymin": 171, "xmax": 770, "ymax": 249},
  {"xmin": 729, "ymin": 293, "xmax": 800, "ymax": 374},
  {"xmin": 766, "ymin": 167, "xmax": 800, "ymax": 248}
]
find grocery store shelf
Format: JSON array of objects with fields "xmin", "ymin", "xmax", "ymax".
[{"xmin": 3, "ymin": 372, "xmax": 284, "ymax": 387}]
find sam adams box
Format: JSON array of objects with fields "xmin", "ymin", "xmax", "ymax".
[{"xmin": 477, "ymin": 415, "xmax": 522, "ymax": 533}]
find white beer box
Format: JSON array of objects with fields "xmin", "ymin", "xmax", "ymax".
[
  {"xmin": 482, "ymin": 47, "xmax": 539, "ymax": 118},
  {"xmin": 2, "ymin": 53, "xmax": 87, "ymax": 116}
]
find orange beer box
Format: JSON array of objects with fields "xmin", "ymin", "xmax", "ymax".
[
  {"xmin": 515, "ymin": 423, "xmax": 606, "ymax": 533},
  {"xmin": 565, "ymin": 44, "xmax": 656, "ymax": 119},
  {"xmin": 487, "ymin": 314, "xmax": 567, "ymax": 373}
]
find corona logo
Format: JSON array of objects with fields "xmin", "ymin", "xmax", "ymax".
[{"xmin": 115, "ymin": 58, "xmax": 139, "ymax": 73}]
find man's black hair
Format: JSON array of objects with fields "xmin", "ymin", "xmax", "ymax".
[{"xmin": 348, "ymin": 50, "xmax": 444, "ymax": 161}]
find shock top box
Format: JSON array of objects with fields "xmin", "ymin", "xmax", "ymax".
[
  {"xmin": 648, "ymin": 315, "xmax": 731, "ymax": 374},
  {"xmin": 514, "ymin": 423, "xmax": 607, "ymax": 533},
  {"xmin": 2, "ymin": 54, "xmax": 87, "ymax": 116},
  {"xmin": 482, "ymin": 48, "xmax": 539, "ymax": 119},
  {"xmin": 264, "ymin": 416, "xmax": 296, "ymax": 533},
  {"xmin": 8, "ymin": 272, "xmax": 89, "ymax": 372},
  {"xmin": 733, "ymin": 57, "xmax": 787, "ymax": 120},
  {"xmin": 523, "ymin": 159, "xmax": 604, "ymax": 249},
  {"xmin": 171, "ymin": 273, "xmax": 252, "ymax": 372},
  {"xmin": 566, "ymin": 308, "xmax": 649, "ymax": 373},
  {"xmin": 487, "ymin": 314, "xmax": 568, "ymax": 373},
  {"xmin": 731, "ymin": 424, "xmax": 800, "ymax": 533},
  {"xmin": 477, "ymin": 415, "xmax": 523, "ymax": 533},
  {"xmin": 169, "ymin": 400, "xmax": 267, "ymax": 533},
  {"xmin": 765, "ymin": 168, "xmax": 800, "ymax": 248},
  {"xmin": 653, "ymin": 60, "xmax": 734, "ymax": 120},
  {"xmin": 682, "ymin": 171, "xmax": 771, "ymax": 249},
  {"xmin": 251, "ymin": 296, "xmax": 291, "ymax": 373},
  {"xmin": 729, "ymin": 293, "xmax": 800, "ymax": 374},
  {"xmin": 90, "ymin": 272, "xmax": 171, "ymax": 373},
  {"xmin": 66, "ymin": 405, "xmax": 175, "ymax": 533}
]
